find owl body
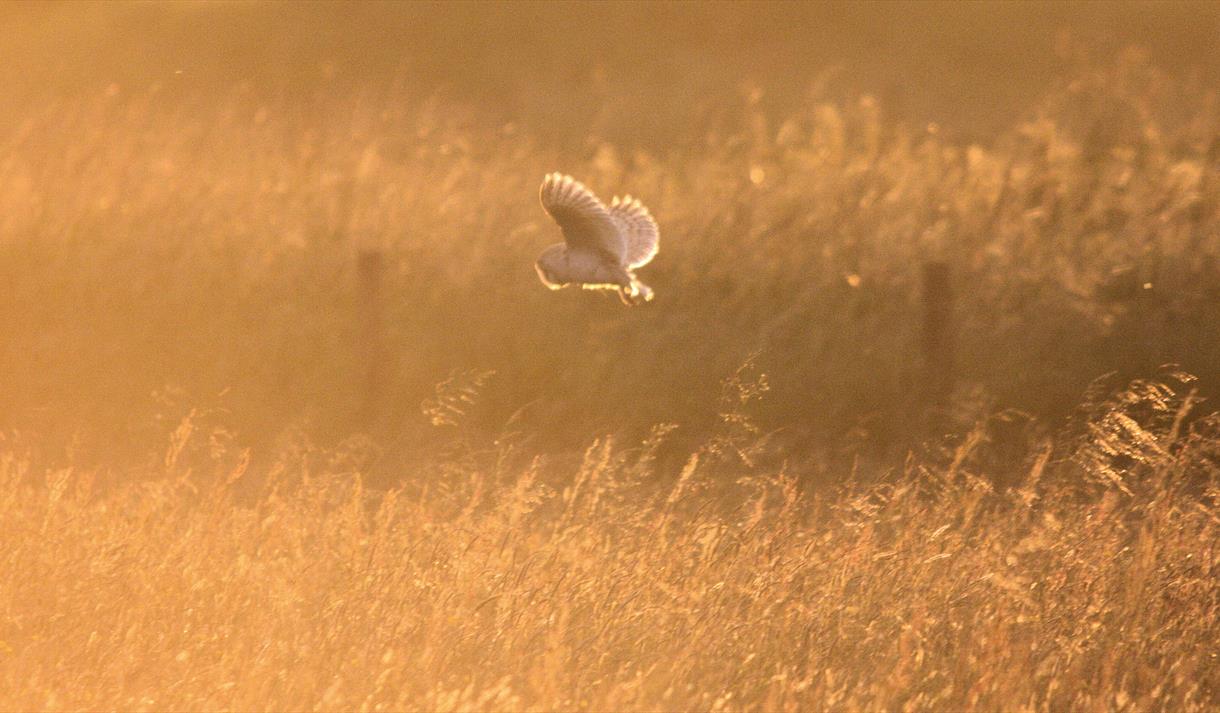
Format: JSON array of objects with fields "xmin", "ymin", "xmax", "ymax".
[{"xmin": 534, "ymin": 173, "xmax": 659, "ymax": 305}]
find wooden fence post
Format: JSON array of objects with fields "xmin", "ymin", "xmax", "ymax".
[
  {"xmin": 356, "ymin": 248, "xmax": 385, "ymax": 425},
  {"xmin": 921, "ymin": 261, "xmax": 955, "ymax": 416}
]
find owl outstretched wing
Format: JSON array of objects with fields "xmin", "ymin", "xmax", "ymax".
[
  {"xmin": 610, "ymin": 194, "xmax": 660, "ymax": 269},
  {"xmin": 539, "ymin": 173, "xmax": 625, "ymax": 262}
]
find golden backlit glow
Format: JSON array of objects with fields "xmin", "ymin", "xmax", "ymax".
[{"xmin": 0, "ymin": 2, "xmax": 1218, "ymax": 710}]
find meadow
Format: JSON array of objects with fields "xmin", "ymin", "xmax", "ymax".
[
  {"xmin": 0, "ymin": 3, "xmax": 1218, "ymax": 710},
  {"xmin": 1, "ymin": 373, "xmax": 1217, "ymax": 710}
]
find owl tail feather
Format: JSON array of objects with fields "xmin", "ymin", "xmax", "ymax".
[{"xmin": 619, "ymin": 278, "xmax": 655, "ymax": 306}]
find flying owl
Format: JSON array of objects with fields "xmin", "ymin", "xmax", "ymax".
[{"xmin": 535, "ymin": 173, "xmax": 659, "ymax": 305}]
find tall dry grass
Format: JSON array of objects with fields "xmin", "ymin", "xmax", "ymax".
[
  {"xmin": 1, "ymin": 6, "xmax": 1219, "ymax": 709},
  {"xmin": 0, "ymin": 374, "xmax": 1216, "ymax": 711},
  {"xmin": 1, "ymin": 49, "xmax": 1217, "ymax": 464}
]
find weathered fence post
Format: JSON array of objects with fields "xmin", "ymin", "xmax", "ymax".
[
  {"xmin": 921, "ymin": 261, "xmax": 955, "ymax": 417},
  {"xmin": 356, "ymin": 248, "xmax": 385, "ymax": 425},
  {"xmin": 345, "ymin": 147, "xmax": 388, "ymax": 426}
]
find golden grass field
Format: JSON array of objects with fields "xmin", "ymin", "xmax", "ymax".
[
  {"xmin": 0, "ymin": 3, "xmax": 1218, "ymax": 710},
  {"xmin": 1, "ymin": 374, "xmax": 1218, "ymax": 710}
]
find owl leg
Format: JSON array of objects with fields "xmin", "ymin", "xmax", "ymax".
[
  {"xmin": 618, "ymin": 279, "xmax": 654, "ymax": 306},
  {"xmin": 633, "ymin": 280, "xmax": 654, "ymax": 303}
]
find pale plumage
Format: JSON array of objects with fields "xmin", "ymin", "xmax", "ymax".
[{"xmin": 535, "ymin": 173, "xmax": 659, "ymax": 305}]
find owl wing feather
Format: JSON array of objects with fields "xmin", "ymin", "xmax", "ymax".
[
  {"xmin": 609, "ymin": 194, "xmax": 660, "ymax": 269},
  {"xmin": 539, "ymin": 173, "xmax": 625, "ymax": 262}
]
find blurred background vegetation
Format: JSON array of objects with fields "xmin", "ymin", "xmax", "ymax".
[{"xmin": 0, "ymin": 1, "xmax": 1218, "ymax": 476}]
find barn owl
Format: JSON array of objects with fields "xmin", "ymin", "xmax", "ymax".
[{"xmin": 535, "ymin": 173, "xmax": 659, "ymax": 305}]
